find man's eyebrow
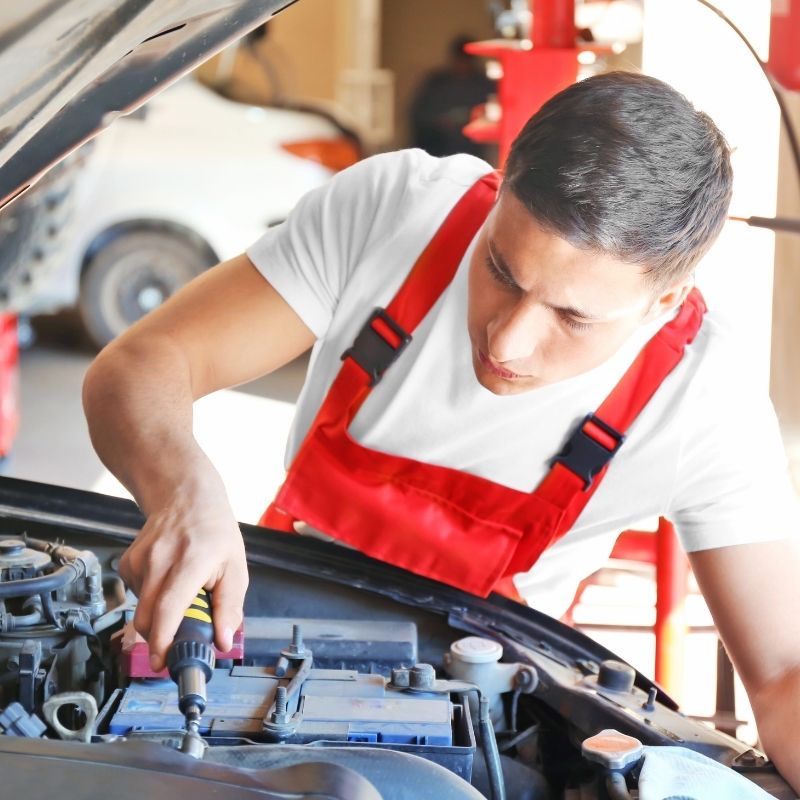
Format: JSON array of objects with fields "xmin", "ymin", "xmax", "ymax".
[{"xmin": 487, "ymin": 239, "xmax": 601, "ymax": 321}]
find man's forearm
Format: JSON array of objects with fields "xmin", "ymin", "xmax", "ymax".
[
  {"xmin": 751, "ymin": 665, "xmax": 800, "ymax": 794},
  {"xmin": 82, "ymin": 334, "xmax": 216, "ymax": 515}
]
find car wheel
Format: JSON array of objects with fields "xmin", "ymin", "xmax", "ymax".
[{"xmin": 79, "ymin": 229, "xmax": 215, "ymax": 348}]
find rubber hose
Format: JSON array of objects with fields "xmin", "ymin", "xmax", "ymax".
[
  {"xmin": 7, "ymin": 609, "xmax": 43, "ymax": 628},
  {"xmin": 0, "ymin": 563, "xmax": 79, "ymax": 598},
  {"xmin": 479, "ymin": 695, "xmax": 506, "ymax": 800}
]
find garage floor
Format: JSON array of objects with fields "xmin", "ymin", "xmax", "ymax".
[{"xmin": 4, "ymin": 315, "xmax": 758, "ymax": 745}]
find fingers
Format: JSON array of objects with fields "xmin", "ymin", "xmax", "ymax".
[
  {"xmin": 147, "ymin": 567, "xmax": 211, "ymax": 671},
  {"xmin": 117, "ymin": 546, "xmax": 141, "ymax": 597},
  {"xmin": 211, "ymin": 559, "xmax": 249, "ymax": 653},
  {"xmin": 121, "ymin": 532, "xmax": 204, "ymax": 671}
]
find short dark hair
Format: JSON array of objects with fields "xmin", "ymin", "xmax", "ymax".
[{"xmin": 503, "ymin": 71, "xmax": 732, "ymax": 287}]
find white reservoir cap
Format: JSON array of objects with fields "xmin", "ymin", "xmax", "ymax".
[
  {"xmin": 450, "ymin": 637, "xmax": 503, "ymax": 664},
  {"xmin": 582, "ymin": 729, "xmax": 643, "ymax": 771}
]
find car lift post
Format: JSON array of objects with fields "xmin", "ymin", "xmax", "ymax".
[{"xmin": 463, "ymin": 0, "xmax": 579, "ymax": 166}]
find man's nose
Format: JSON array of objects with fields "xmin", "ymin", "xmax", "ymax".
[{"xmin": 487, "ymin": 301, "xmax": 546, "ymax": 364}]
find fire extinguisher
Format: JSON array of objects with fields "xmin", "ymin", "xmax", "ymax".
[{"xmin": 769, "ymin": 0, "xmax": 800, "ymax": 91}]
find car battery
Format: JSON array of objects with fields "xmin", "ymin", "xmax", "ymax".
[
  {"xmin": 293, "ymin": 670, "xmax": 452, "ymax": 746},
  {"xmin": 107, "ymin": 666, "xmax": 475, "ymax": 780},
  {"xmin": 107, "ymin": 668, "xmax": 280, "ymax": 737},
  {"xmin": 298, "ymin": 671, "xmax": 476, "ymax": 782}
]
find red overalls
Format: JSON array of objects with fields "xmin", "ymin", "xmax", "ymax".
[{"xmin": 260, "ymin": 171, "xmax": 706, "ymax": 598}]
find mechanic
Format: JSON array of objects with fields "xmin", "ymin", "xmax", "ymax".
[{"xmin": 82, "ymin": 70, "xmax": 800, "ymax": 791}]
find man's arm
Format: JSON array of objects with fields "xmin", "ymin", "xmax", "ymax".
[
  {"xmin": 82, "ymin": 253, "xmax": 315, "ymax": 669},
  {"xmin": 689, "ymin": 538, "xmax": 800, "ymax": 794}
]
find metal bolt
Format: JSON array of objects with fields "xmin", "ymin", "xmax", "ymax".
[
  {"xmin": 642, "ymin": 687, "xmax": 657, "ymax": 712},
  {"xmin": 391, "ymin": 667, "xmax": 410, "ymax": 688},
  {"xmin": 271, "ymin": 686, "xmax": 288, "ymax": 724},
  {"xmin": 289, "ymin": 624, "xmax": 304, "ymax": 655},
  {"xmin": 409, "ymin": 663, "xmax": 436, "ymax": 690},
  {"xmin": 514, "ymin": 665, "xmax": 539, "ymax": 694}
]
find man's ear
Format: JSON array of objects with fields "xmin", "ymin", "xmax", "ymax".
[{"xmin": 643, "ymin": 275, "xmax": 694, "ymax": 322}]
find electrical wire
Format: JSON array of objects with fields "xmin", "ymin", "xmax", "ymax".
[{"xmin": 694, "ymin": 0, "xmax": 800, "ymax": 184}]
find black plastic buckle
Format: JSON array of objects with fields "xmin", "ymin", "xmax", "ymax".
[
  {"xmin": 552, "ymin": 413, "xmax": 626, "ymax": 490},
  {"xmin": 342, "ymin": 308, "xmax": 412, "ymax": 386}
]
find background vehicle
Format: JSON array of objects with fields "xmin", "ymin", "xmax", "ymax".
[{"xmin": 0, "ymin": 78, "xmax": 360, "ymax": 348}]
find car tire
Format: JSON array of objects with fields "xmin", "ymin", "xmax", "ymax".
[{"xmin": 79, "ymin": 228, "xmax": 215, "ymax": 348}]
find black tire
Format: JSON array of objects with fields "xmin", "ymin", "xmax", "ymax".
[{"xmin": 79, "ymin": 229, "xmax": 215, "ymax": 348}]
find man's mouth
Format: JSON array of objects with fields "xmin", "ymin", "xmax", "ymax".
[{"xmin": 478, "ymin": 349, "xmax": 525, "ymax": 380}]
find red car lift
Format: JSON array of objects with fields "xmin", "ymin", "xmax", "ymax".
[{"xmin": 463, "ymin": 0, "xmax": 580, "ymax": 166}]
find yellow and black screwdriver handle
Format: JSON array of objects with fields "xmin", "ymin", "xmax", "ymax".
[{"xmin": 166, "ymin": 589, "xmax": 216, "ymax": 711}]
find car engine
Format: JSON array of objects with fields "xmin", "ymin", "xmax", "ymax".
[{"xmin": 0, "ymin": 511, "xmax": 793, "ymax": 800}]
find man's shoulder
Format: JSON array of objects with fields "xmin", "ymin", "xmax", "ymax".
[
  {"xmin": 354, "ymin": 148, "xmax": 494, "ymax": 197},
  {"xmin": 676, "ymin": 302, "xmax": 767, "ymax": 405}
]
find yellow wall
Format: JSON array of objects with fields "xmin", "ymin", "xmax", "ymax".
[{"xmin": 195, "ymin": 0, "xmax": 350, "ymax": 106}]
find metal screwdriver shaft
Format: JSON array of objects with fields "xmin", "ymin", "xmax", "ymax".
[{"xmin": 166, "ymin": 588, "xmax": 216, "ymax": 758}]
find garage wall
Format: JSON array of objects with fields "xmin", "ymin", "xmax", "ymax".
[
  {"xmin": 770, "ymin": 94, "xmax": 800, "ymax": 439},
  {"xmin": 380, "ymin": 0, "xmax": 496, "ymax": 149},
  {"xmin": 267, "ymin": 0, "xmax": 340, "ymax": 99},
  {"xmin": 195, "ymin": 0, "xmax": 346, "ymax": 104}
]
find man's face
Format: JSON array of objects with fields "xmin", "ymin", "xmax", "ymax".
[{"xmin": 467, "ymin": 190, "xmax": 690, "ymax": 396}]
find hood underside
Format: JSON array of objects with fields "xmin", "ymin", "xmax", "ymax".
[{"xmin": 0, "ymin": 0, "xmax": 297, "ymax": 209}]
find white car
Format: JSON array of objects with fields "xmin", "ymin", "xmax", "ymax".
[{"xmin": 7, "ymin": 78, "xmax": 360, "ymax": 347}]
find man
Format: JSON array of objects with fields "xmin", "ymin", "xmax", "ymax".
[
  {"xmin": 83, "ymin": 71, "xmax": 800, "ymax": 790},
  {"xmin": 409, "ymin": 34, "xmax": 495, "ymax": 159}
]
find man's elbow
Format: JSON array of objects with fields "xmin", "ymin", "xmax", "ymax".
[{"xmin": 82, "ymin": 333, "xmax": 175, "ymax": 415}]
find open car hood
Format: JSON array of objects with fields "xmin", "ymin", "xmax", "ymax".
[{"xmin": 0, "ymin": 0, "xmax": 297, "ymax": 209}]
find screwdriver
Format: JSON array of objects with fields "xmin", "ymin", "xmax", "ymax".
[{"xmin": 166, "ymin": 588, "xmax": 216, "ymax": 758}]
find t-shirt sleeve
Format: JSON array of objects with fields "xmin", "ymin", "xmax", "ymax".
[
  {"xmin": 245, "ymin": 150, "xmax": 418, "ymax": 338},
  {"xmin": 667, "ymin": 354, "xmax": 800, "ymax": 552}
]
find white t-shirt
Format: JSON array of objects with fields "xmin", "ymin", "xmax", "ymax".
[{"xmin": 246, "ymin": 148, "xmax": 799, "ymax": 617}]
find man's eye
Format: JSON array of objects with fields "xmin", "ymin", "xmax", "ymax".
[
  {"xmin": 485, "ymin": 256, "xmax": 519, "ymax": 290},
  {"xmin": 559, "ymin": 312, "xmax": 593, "ymax": 333}
]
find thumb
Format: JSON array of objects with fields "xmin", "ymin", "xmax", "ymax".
[{"xmin": 211, "ymin": 564, "xmax": 247, "ymax": 653}]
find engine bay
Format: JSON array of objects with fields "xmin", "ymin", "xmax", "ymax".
[{"xmin": 0, "ymin": 479, "xmax": 794, "ymax": 800}]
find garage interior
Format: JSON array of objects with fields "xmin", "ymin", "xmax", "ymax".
[{"xmin": 0, "ymin": 1, "xmax": 799, "ymax": 797}]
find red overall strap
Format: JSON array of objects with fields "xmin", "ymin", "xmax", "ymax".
[
  {"xmin": 263, "ymin": 166, "xmax": 707, "ymax": 596},
  {"xmin": 261, "ymin": 170, "xmax": 501, "ymax": 531},
  {"xmin": 503, "ymin": 288, "xmax": 707, "ymax": 574},
  {"xmin": 302, "ymin": 170, "xmax": 501, "ymax": 432}
]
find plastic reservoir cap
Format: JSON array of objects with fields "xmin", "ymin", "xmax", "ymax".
[
  {"xmin": 450, "ymin": 637, "xmax": 503, "ymax": 664},
  {"xmin": 582, "ymin": 729, "xmax": 644, "ymax": 771}
]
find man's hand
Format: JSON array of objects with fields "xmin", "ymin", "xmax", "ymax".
[{"xmin": 118, "ymin": 474, "xmax": 248, "ymax": 671}]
